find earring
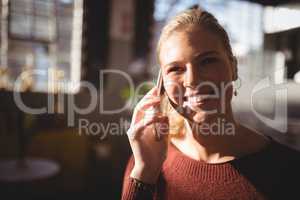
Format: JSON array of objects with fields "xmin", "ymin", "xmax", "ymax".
[
  {"xmin": 234, "ymin": 89, "xmax": 237, "ymax": 96},
  {"xmin": 233, "ymin": 77, "xmax": 241, "ymax": 97}
]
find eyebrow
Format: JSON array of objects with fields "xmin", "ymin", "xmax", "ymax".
[
  {"xmin": 191, "ymin": 51, "xmax": 219, "ymax": 61},
  {"xmin": 163, "ymin": 51, "xmax": 219, "ymax": 69}
]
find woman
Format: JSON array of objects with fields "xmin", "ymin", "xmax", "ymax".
[{"xmin": 121, "ymin": 8, "xmax": 300, "ymax": 200}]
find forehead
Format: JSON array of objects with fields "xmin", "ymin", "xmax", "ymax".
[{"xmin": 159, "ymin": 27, "xmax": 224, "ymax": 66}]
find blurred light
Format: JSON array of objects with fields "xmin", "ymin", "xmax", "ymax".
[
  {"xmin": 294, "ymin": 71, "xmax": 300, "ymax": 83},
  {"xmin": 154, "ymin": 0, "xmax": 198, "ymax": 21},
  {"xmin": 206, "ymin": 0, "xmax": 224, "ymax": 3},
  {"xmin": 60, "ymin": 0, "xmax": 73, "ymax": 4},
  {"xmin": 264, "ymin": 6, "xmax": 300, "ymax": 33},
  {"xmin": 94, "ymin": 144, "xmax": 112, "ymax": 160},
  {"xmin": 154, "ymin": 0, "xmax": 264, "ymax": 54},
  {"xmin": 232, "ymin": 43, "xmax": 249, "ymax": 57},
  {"xmin": 273, "ymin": 52, "xmax": 285, "ymax": 84}
]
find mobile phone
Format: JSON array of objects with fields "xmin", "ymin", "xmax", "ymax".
[
  {"xmin": 154, "ymin": 69, "xmax": 165, "ymax": 141},
  {"xmin": 156, "ymin": 69, "xmax": 169, "ymax": 117},
  {"xmin": 156, "ymin": 69, "xmax": 165, "ymax": 96}
]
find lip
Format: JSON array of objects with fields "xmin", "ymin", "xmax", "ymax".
[
  {"xmin": 186, "ymin": 94, "xmax": 212, "ymax": 103},
  {"xmin": 183, "ymin": 94, "xmax": 219, "ymax": 109},
  {"xmin": 183, "ymin": 100, "xmax": 213, "ymax": 111},
  {"xmin": 184, "ymin": 91, "xmax": 217, "ymax": 103},
  {"xmin": 184, "ymin": 90, "xmax": 215, "ymax": 100}
]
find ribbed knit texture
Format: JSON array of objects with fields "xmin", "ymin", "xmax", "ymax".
[
  {"xmin": 122, "ymin": 178, "xmax": 138, "ymax": 199},
  {"xmin": 121, "ymin": 139, "xmax": 300, "ymax": 200}
]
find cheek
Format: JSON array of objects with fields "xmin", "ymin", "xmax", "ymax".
[
  {"xmin": 211, "ymin": 60, "xmax": 233, "ymax": 82},
  {"xmin": 163, "ymin": 79, "xmax": 185, "ymax": 104},
  {"xmin": 222, "ymin": 83, "xmax": 233, "ymax": 104}
]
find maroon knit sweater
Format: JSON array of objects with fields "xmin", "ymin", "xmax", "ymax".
[{"xmin": 121, "ymin": 138, "xmax": 300, "ymax": 200}]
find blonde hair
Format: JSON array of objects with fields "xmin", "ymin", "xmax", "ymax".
[
  {"xmin": 160, "ymin": 95, "xmax": 186, "ymax": 138},
  {"xmin": 157, "ymin": 8, "xmax": 237, "ymax": 137}
]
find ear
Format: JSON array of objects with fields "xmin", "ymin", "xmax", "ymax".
[{"xmin": 231, "ymin": 56, "xmax": 238, "ymax": 81}]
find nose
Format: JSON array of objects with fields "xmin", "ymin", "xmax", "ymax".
[{"xmin": 183, "ymin": 63, "xmax": 199, "ymax": 88}]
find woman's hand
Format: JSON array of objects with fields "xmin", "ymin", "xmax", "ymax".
[{"xmin": 127, "ymin": 87, "xmax": 169, "ymax": 184}]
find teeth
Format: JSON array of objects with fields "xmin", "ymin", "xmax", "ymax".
[{"xmin": 187, "ymin": 94, "xmax": 212, "ymax": 103}]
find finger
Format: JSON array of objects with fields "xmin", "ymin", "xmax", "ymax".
[
  {"xmin": 127, "ymin": 115, "xmax": 168, "ymax": 140},
  {"xmin": 144, "ymin": 86, "xmax": 158, "ymax": 98},
  {"xmin": 132, "ymin": 100, "xmax": 161, "ymax": 124},
  {"xmin": 135, "ymin": 97, "xmax": 160, "ymax": 112},
  {"xmin": 137, "ymin": 87, "xmax": 160, "ymax": 105},
  {"xmin": 153, "ymin": 118, "xmax": 169, "ymax": 141},
  {"xmin": 132, "ymin": 105, "xmax": 164, "ymax": 126}
]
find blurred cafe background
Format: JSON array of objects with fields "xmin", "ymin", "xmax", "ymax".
[{"xmin": 0, "ymin": 0, "xmax": 300, "ymax": 199}]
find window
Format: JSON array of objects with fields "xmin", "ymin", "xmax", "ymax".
[{"xmin": 9, "ymin": 0, "xmax": 57, "ymax": 42}]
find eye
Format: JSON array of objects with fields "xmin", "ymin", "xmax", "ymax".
[
  {"xmin": 200, "ymin": 57, "xmax": 218, "ymax": 65},
  {"xmin": 168, "ymin": 65, "xmax": 184, "ymax": 73}
]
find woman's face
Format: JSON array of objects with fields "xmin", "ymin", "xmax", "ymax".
[{"xmin": 159, "ymin": 26, "xmax": 235, "ymax": 124}]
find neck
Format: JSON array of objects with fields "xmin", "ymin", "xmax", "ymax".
[{"xmin": 171, "ymin": 109, "xmax": 244, "ymax": 163}]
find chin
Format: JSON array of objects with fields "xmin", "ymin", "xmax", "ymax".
[
  {"xmin": 169, "ymin": 98, "xmax": 221, "ymax": 124},
  {"xmin": 189, "ymin": 110, "xmax": 217, "ymax": 124},
  {"xmin": 181, "ymin": 101, "xmax": 219, "ymax": 123}
]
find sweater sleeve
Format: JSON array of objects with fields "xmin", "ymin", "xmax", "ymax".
[{"xmin": 121, "ymin": 156, "xmax": 155, "ymax": 200}]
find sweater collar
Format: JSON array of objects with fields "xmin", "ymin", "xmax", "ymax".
[{"xmin": 164, "ymin": 139, "xmax": 275, "ymax": 182}]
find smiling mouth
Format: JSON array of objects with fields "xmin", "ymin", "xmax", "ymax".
[
  {"xmin": 183, "ymin": 89, "xmax": 217, "ymax": 104},
  {"xmin": 186, "ymin": 94, "xmax": 213, "ymax": 104}
]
